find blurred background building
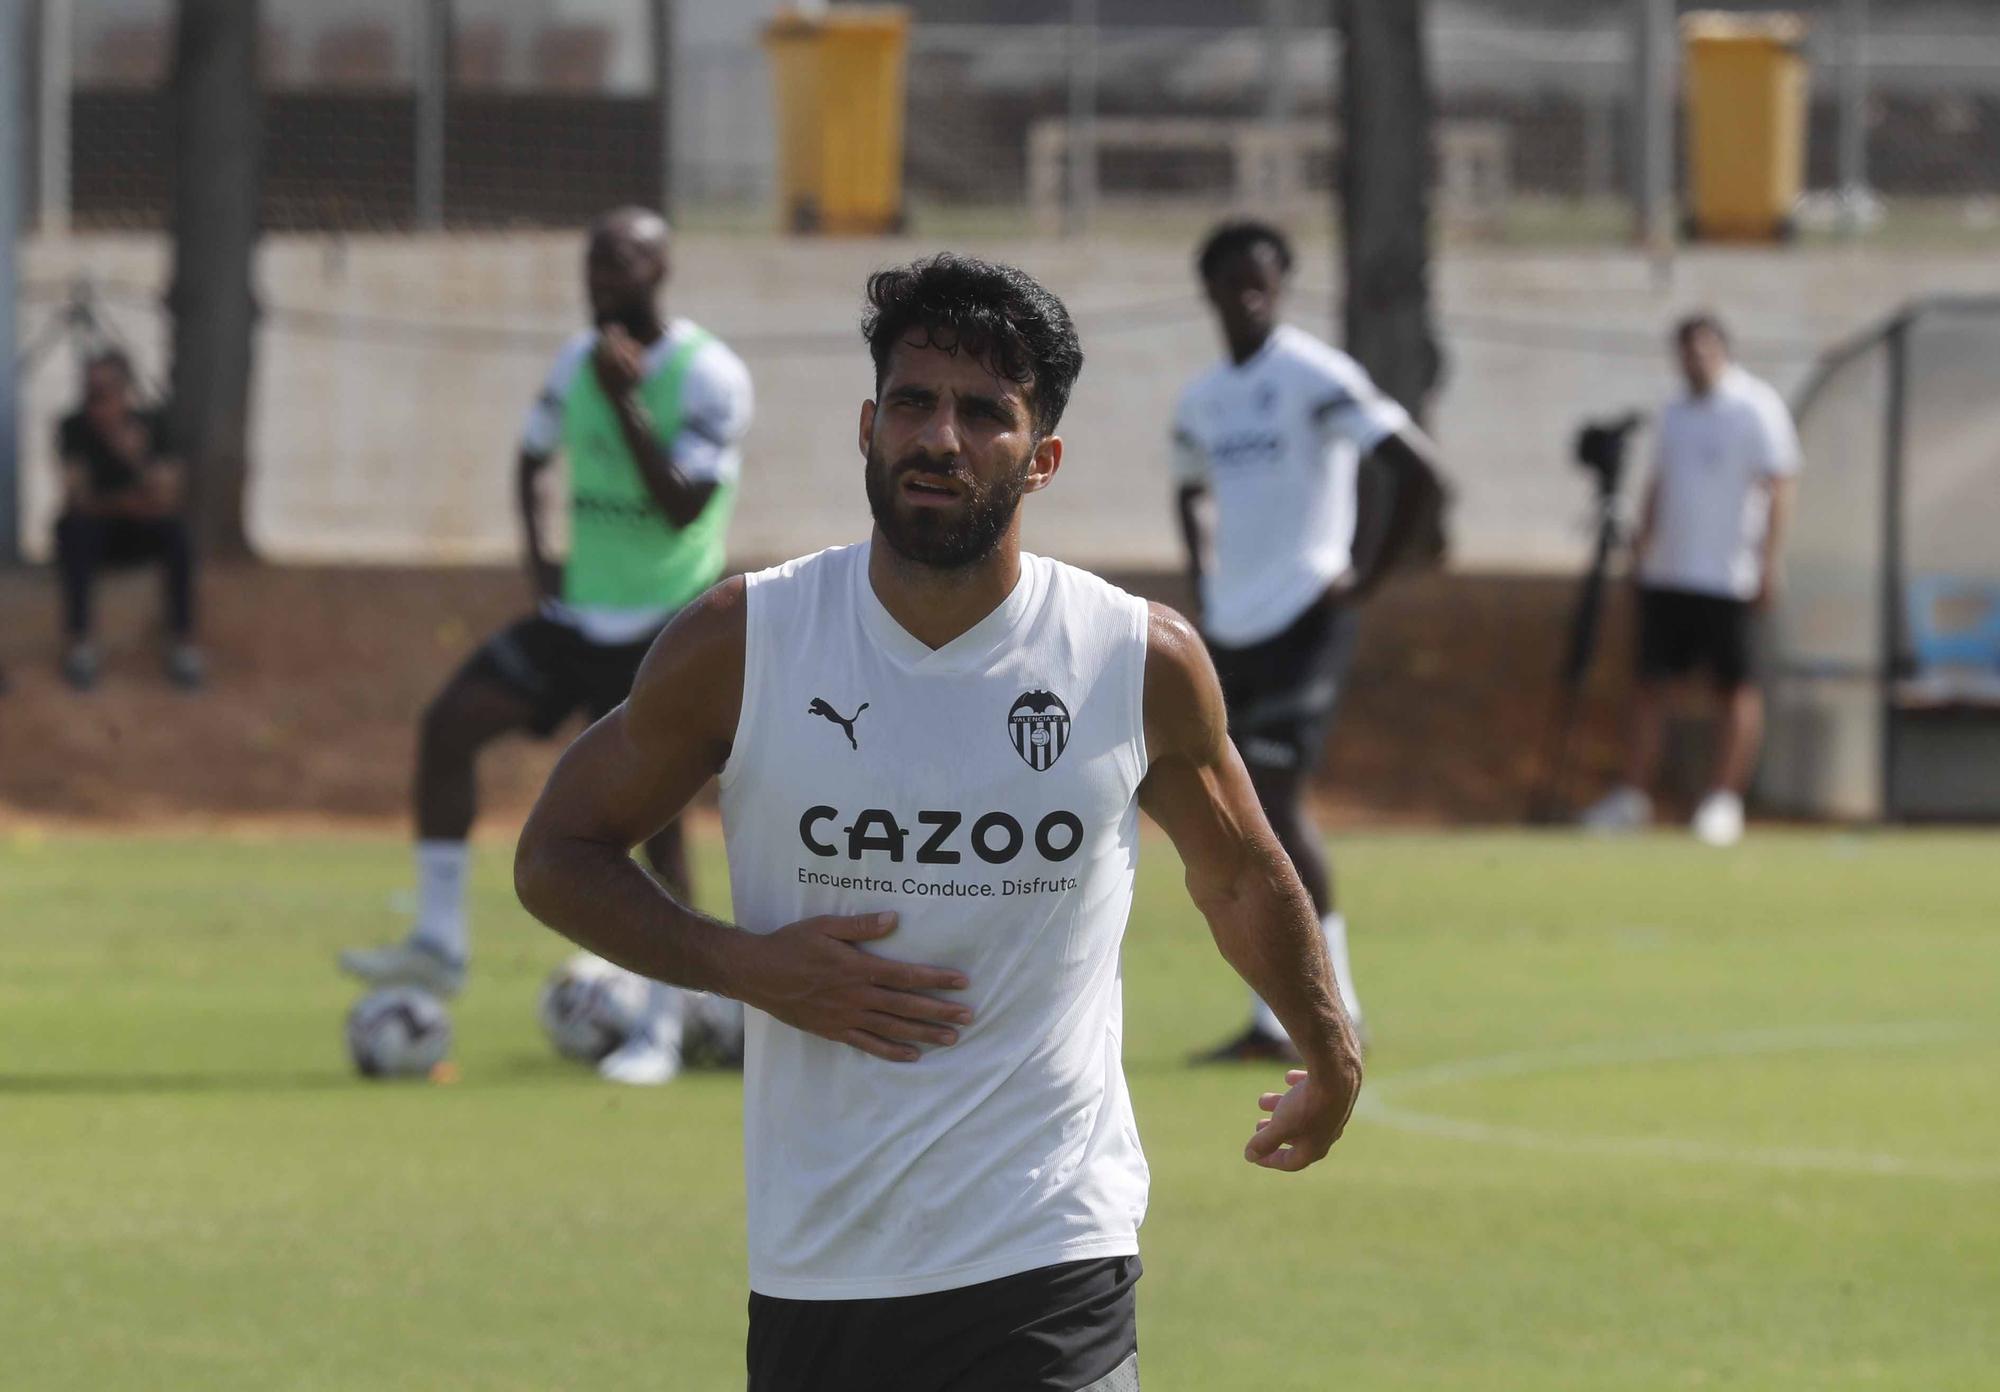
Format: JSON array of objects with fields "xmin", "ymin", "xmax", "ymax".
[{"xmin": 17, "ymin": 0, "xmax": 2000, "ymax": 233}]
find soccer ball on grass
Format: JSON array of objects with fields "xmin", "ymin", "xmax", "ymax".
[
  {"xmin": 538, "ymin": 953, "xmax": 650, "ymax": 1063},
  {"xmin": 346, "ymin": 985, "xmax": 453, "ymax": 1079}
]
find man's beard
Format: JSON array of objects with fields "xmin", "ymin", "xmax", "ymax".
[
  {"xmin": 593, "ymin": 299, "xmax": 657, "ymax": 339},
  {"xmin": 865, "ymin": 436, "xmax": 1031, "ymax": 571}
]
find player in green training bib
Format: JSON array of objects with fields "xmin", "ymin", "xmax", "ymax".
[{"xmin": 341, "ymin": 207, "xmax": 753, "ymax": 1086}]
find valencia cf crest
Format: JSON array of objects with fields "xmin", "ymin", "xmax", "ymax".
[{"xmin": 1008, "ymin": 690, "xmax": 1071, "ymax": 772}]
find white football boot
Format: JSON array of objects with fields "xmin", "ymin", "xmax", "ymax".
[
  {"xmin": 1691, "ymin": 790, "xmax": 1745, "ymax": 848},
  {"xmin": 338, "ymin": 937, "xmax": 467, "ymax": 998},
  {"xmin": 1580, "ymin": 785, "xmax": 1653, "ymax": 834},
  {"xmin": 598, "ymin": 1026, "xmax": 683, "ymax": 1086}
]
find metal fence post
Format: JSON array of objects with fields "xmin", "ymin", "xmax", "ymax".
[
  {"xmin": 414, "ymin": 0, "xmax": 449, "ymax": 230},
  {"xmin": 38, "ymin": 0, "xmax": 72, "ymax": 236},
  {"xmin": 1264, "ymin": 0, "xmax": 1292, "ymax": 126},
  {"xmin": 1261, "ymin": 0, "xmax": 1294, "ymax": 208},
  {"xmin": 1838, "ymin": 0, "xmax": 1871, "ymax": 231},
  {"xmin": 1582, "ymin": 72, "xmax": 1613, "ymax": 201},
  {"xmin": 1878, "ymin": 312, "xmax": 1908, "ymax": 818},
  {"xmin": 1631, "ymin": 0, "xmax": 1675, "ymax": 267},
  {"xmin": 1064, "ymin": 0, "xmax": 1099, "ymax": 237},
  {"xmin": 1, "ymin": 0, "xmax": 23, "ymax": 564},
  {"xmin": 651, "ymin": 0, "xmax": 675, "ymax": 219}
]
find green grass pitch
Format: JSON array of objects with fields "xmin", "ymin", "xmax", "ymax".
[{"xmin": 3, "ymin": 826, "xmax": 1996, "ymax": 1389}]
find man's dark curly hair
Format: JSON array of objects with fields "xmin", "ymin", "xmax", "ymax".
[
  {"xmin": 862, "ymin": 254, "xmax": 1084, "ymax": 438},
  {"xmin": 1196, "ymin": 219, "xmax": 1295, "ymax": 282}
]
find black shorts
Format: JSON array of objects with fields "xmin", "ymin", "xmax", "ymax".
[
  {"xmin": 1637, "ymin": 586, "xmax": 1754, "ymax": 690},
  {"xmin": 1206, "ymin": 593, "xmax": 1360, "ymax": 775},
  {"xmin": 746, "ymin": 1256, "xmax": 1141, "ymax": 1392},
  {"xmin": 457, "ymin": 614, "xmax": 659, "ymax": 737}
]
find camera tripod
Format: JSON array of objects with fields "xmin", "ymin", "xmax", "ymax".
[{"xmin": 1528, "ymin": 414, "xmax": 1642, "ymax": 823}]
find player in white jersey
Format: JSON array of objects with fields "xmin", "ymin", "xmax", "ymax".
[
  {"xmin": 515, "ymin": 254, "xmax": 1364, "ymax": 1390},
  {"xmin": 341, "ymin": 208, "xmax": 752, "ymax": 1084},
  {"xmin": 1174, "ymin": 221, "xmax": 1447, "ymax": 1062}
]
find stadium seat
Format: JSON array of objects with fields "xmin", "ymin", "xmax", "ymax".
[{"xmin": 1903, "ymin": 575, "xmax": 2000, "ymax": 701}]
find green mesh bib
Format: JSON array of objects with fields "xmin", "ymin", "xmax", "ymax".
[{"xmin": 561, "ymin": 326, "xmax": 734, "ymax": 613}]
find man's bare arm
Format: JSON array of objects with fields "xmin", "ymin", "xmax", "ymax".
[
  {"xmin": 607, "ymin": 393, "xmax": 719, "ymax": 528},
  {"xmin": 1757, "ymin": 476, "xmax": 1796, "ymax": 609},
  {"xmin": 594, "ymin": 327, "xmax": 719, "ymax": 529},
  {"xmin": 1632, "ymin": 473, "xmax": 1660, "ymax": 573},
  {"xmin": 142, "ymin": 456, "xmax": 186, "ymax": 517},
  {"xmin": 1348, "ymin": 425, "xmax": 1449, "ymax": 599},
  {"xmin": 60, "ymin": 458, "xmax": 98, "ymax": 516},
  {"xmin": 1138, "ymin": 603, "xmax": 1363, "ymax": 1170},
  {"xmin": 61, "ymin": 451, "xmax": 151, "ymax": 520},
  {"xmin": 513, "ymin": 579, "xmax": 972, "ymax": 1062},
  {"xmin": 516, "ymin": 448, "xmax": 561, "ymax": 600}
]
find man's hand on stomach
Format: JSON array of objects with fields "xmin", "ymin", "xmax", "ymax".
[{"xmin": 734, "ymin": 911, "xmax": 975, "ymax": 1063}]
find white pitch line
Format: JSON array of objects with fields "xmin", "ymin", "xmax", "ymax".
[{"xmin": 1353, "ymin": 1021, "xmax": 2000, "ymax": 1183}]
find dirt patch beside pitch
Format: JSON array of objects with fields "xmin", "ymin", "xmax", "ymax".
[{"xmin": 0, "ymin": 562, "xmax": 1637, "ymax": 827}]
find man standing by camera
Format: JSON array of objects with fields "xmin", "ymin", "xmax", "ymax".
[{"xmin": 1583, "ymin": 314, "xmax": 1800, "ymax": 846}]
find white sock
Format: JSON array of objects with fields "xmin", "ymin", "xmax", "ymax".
[
  {"xmin": 1250, "ymin": 911, "xmax": 1362, "ymax": 1040},
  {"xmin": 411, "ymin": 839, "xmax": 470, "ymax": 962},
  {"xmin": 1321, "ymin": 911, "xmax": 1363, "ymax": 1026},
  {"xmin": 1250, "ymin": 993, "xmax": 1288, "ymax": 1040}
]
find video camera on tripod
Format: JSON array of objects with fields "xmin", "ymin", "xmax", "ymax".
[{"xmin": 1573, "ymin": 411, "xmax": 1645, "ymax": 501}]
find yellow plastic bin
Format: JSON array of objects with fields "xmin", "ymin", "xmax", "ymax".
[
  {"xmin": 762, "ymin": 7, "xmax": 910, "ymax": 235},
  {"xmin": 1682, "ymin": 12, "xmax": 1810, "ymax": 241}
]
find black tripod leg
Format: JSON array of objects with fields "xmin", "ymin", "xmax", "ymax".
[{"xmin": 1529, "ymin": 510, "xmax": 1622, "ymax": 822}]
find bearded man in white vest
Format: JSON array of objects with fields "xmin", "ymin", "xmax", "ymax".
[{"xmin": 514, "ymin": 253, "xmax": 1364, "ymax": 1392}]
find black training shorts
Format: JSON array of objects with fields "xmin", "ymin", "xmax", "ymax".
[
  {"xmin": 746, "ymin": 1256, "xmax": 1141, "ymax": 1392},
  {"xmin": 457, "ymin": 613, "xmax": 659, "ymax": 737},
  {"xmin": 1206, "ymin": 592, "xmax": 1360, "ymax": 776},
  {"xmin": 1636, "ymin": 585, "xmax": 1754, "ymax": 691}
]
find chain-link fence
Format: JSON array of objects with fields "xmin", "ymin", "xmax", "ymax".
[
  {"xmin": 27, "ymin": 0, "xmax": 670, "ymax": 232},
  {"xmin": 892, "ymin": 0, "xmax": 2000, "ymax": 244},
  {"xmin": 21, "ymin": 1, "xmax": 2000, "ymax": 240}
]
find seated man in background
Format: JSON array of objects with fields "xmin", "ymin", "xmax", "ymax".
[{"xmin": 54, "ymin": 349, "xmax": 203, "ymax": 690}]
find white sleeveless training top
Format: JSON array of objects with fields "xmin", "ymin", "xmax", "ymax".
[{"xmin": 718, "ymin": 542, "xmax": 1153, "ymax": 1300}]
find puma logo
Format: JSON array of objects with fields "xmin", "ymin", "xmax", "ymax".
[{"xmin": 808, "ymin": 697, "xmax": 868, "ymax": 750}]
